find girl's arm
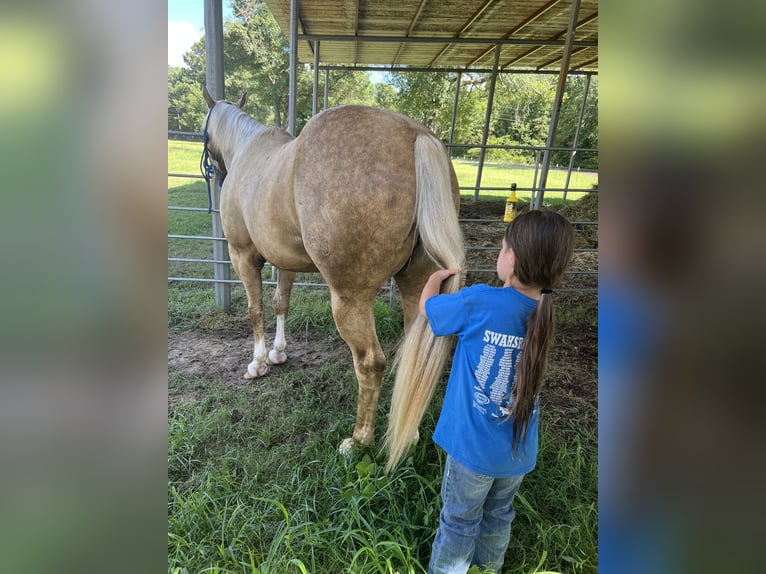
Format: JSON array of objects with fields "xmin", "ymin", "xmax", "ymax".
[{"xmin": 419, "ymin": 268, "xmax": 462, "ymax": 317}]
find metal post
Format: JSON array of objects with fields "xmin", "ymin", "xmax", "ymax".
[
  {"xmin": 323, "ymin": 69, "xmax": 329, "ymax": 109},
  {"xmin": 312, "ymin": 41, "xmax": 320, "ymax": 116},
  {"xmin": 204, "ymin": 0, "xmax": 230, "ymax": 311},
  {"xmin": 531, "ymin": 150, "xmax": 541, "ymax": 208},
  {"xmin": 563, "ymin": 73, "xmax": 591, "ymax": 201},
  {"xmin": 534, "ymin": 0, "xmax": 581, "ymax": 210},
  {"xmin": 288, "ymin": 0, "xmax": 299, "ymax": 136},
  {"xmin": 448, "ymin": 72, "xmax": 462, "ymax": 154},
  {"xmin": 474, "ymin": 45, "xmax": 501, "ymax": 201}
]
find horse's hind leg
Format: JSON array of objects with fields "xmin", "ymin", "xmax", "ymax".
[
  {"xmin": 229, "ymin": 246, "xmax": 270, "ymax": 379},
  {"xmin": 394, "ymin": 248, "xmax": 436, "ymax": 329},
  {"xmin": 329, "ymin": 289, "xmax": 386, "ymax": 454},
  {"xmin": 268, "ymin": 268, "xmax": 295, "ymax": 365}
]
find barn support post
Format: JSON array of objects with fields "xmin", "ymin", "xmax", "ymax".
[
  {"xmin": 563, "ymin": 73, "xmax": 591, "ymax": 201},
  {"xmin": 288, "ymin": 0, "xmax": 299, "ymax": 136},
  {"xmin": 323, "ymin": 69, "xmax": 329, "ymax": 109},
  {"xmin": 312, "ymin": 40, "xmax": 320, "ymax": 116},
  {"xmin": 204, "ymin": 0, "xmax": 231, "ymax": 311},
  {"xmin": 474, "ymin": 44, "xmax": 501, "ymax": 201},
  {"xmin": 448, "ymin": 72, "xmax": 462, "ymax": 154},
  {"xmin": 534, "ymin": 0, "xmax": 581, "ymax": 210}
]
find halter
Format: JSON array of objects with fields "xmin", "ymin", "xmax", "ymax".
[{"xmin": 200, "ymin": 103, "xmax": 224, "ymax": 214}]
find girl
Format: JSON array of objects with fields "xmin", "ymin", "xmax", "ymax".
[{"xmin": 419, "ymin": 209, "xmax": 575, "ymax": 574}]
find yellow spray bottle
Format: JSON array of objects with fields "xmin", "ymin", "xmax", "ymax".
[{"xmin": 503, "ymin": 183, "xmax": 518, "ymax": 223}]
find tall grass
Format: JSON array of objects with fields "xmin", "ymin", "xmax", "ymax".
[
  {"xmin": 168, "ymin": 378, "xmax": 596, "ymax": 573},
  {"xmin": 169, "ymin": 289, "xmax": 597, "ymax": 574}
]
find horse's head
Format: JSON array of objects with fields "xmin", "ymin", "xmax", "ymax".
[{"xmin": 201, "ymin": 86, "xmax": 248, "ymax": 182}]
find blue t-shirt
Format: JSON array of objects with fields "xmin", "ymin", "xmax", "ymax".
[{"xmin": 426, "ymin": 284, "xmax": 540, "ymax": 477}]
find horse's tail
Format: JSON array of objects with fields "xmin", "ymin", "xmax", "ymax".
[{"xmin": 383, "ymin": 133, "xmax": 465, "ymax": 474}]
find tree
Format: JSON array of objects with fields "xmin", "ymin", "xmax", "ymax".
[
  {"xmin": 448, "ymin": 74, "xmax": 488, "ymax": 158},
  {"xmin": 374, "ymin": 81, "xmax": 397, "ymax": 110},
  {"xmin": 168, "ymin": 65, "xmax": 207, "ymax": 132},
  {"xmin": 167, "ymin": 36, "xmax": 208, "ymax": 133},
  {"xmin": 384, "ymin": 72, "xmax": 454, "ymax": 138},
  {"xmin": 551, "ymin": 76, "xmax": 598, "ymax": 169},
  {"xmin": 324, "ymin": 70, "xmax": 375, "ymax": 107},
  {"xmin": 225, "ymin": 0, "xmax": 292, "ymax": 128},
  {"xmin": 492, "ymin": 75, "xmax": 556, "ymax": 156},
  {"xmin": 167, "ymin": 0, "xmax": 300, "ymax": 133}
]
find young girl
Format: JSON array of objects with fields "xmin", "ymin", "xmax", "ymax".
[{"xmin": 421, "ymin": 209, "xmax": 575, "ymax": 574}]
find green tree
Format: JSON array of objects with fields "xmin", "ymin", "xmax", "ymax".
[
  {"xmin": 323, "ymin": 70, "xmax": 375, "ymax": 107},
  {"xmin": 492, "ymin": 74, "xmax": 556, "ymax": 156},
  {"xmin": 166, "ymin": 0, "xmax": 293, "ymax": 132},
  {"xmin": 374, "ymin": 81, "xmax": 397, "ymax": 110},
  {"xmin": 448, "ymin": 74, "xmax": 488, "ymax": 158},
  {"xmin": 168, "ymin": 65, "xmax": 207, "ymax": 132},
  {"xmin": 551, "ymin": 76, "xmax": 598, "ymax": 169},
  {"xmin": 385, "ymin": 72, "xmax": 455, "ymax": 138},
  {"xmin": 167, "ymin": 35, "xmax": 207, "ymax": 133},
  {"xmin": 226, "ymin": 0, "xmax": 292, "ymax": 128}
]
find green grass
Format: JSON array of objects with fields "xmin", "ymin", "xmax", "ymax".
[
  {"xmin": 451, "ymin": 160, "xmax": 597, "ymax": 206},
  {"xmin": 168, "ymin": 288, "xmax": 597, "ymax": 574},
  {"xmin": 169, "ymin": 140, "xmax": 205, "ymax": 177},
  {"xmin": 168, "ymin": 372, "xmax": 597, "ymax": 573}
]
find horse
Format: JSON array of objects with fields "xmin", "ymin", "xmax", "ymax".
[{"xmin": 201, "ymin": 87, "xmax": 464, "ymax": 469}]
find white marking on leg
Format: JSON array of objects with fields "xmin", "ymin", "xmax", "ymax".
[
  {"xmin": 268, "ymin": 314, "xmax": 288, "ymax": 364},
  {"xmin": 339, "ymin": 438, "xmax": 357, "ymax": 455},
  {"xmin": 245, "ymin": 336, "xmax": 270, "ymax": 378}
]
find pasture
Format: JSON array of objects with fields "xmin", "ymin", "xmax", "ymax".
[{"xmin": 168, "ymin": 139, "xmax": 598, "ymax": 573}]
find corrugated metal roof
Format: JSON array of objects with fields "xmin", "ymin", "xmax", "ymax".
[{"xmin": 263, "ymin": 0, "xmax": 597, "ymax": 73}]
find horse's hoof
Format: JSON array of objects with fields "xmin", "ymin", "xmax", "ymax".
[
  {"xmin": 268, "ymin": 349, "xmax": 287, "ymax": 365},
  {"xmin": 338, "ymin": 438, "xmax": 357, "ymax": 455},
  {"xmin": 244, "ymin": 360, "xmax": 270, "ymax": 379}
]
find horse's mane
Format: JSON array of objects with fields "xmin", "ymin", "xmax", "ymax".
[{"xmin": 210, "ymin": 103, "xmax": 288, "ymax": 151}]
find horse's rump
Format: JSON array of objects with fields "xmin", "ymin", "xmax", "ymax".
[{"xmin": 293, "ymin": 106, "xmax": 446, "ymax": 284}]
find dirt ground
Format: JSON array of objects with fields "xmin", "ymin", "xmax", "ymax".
[{"xmin": 168, "ymin": 195, "xmax": 598, "ymax": 431}]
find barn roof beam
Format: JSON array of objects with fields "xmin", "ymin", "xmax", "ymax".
[
  {"xmin": 466, "ymin": 0, "xmax": 561, "ymax": 68},
  {"xmin": 501, "ymin": 11, "xmax": 597, "ymax": 69},
  {"xmin": 296, "ymin": 32, "xmax": 596, "ymax": 48},
  {"xmin": 392, "ymin": 0, "xmax": 429, "ymax": 65},
  {"xmin": 428, "ymin": 0, "xmax": 501, "ymax": 67}
]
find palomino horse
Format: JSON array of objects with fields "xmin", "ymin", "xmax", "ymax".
[{"xmin": 202, "ymin": 88, "xmax": 464, "ymax": 461}]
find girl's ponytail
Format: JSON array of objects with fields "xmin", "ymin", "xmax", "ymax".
[
  {"xmin": 511, "ymin": 291, "xmax": 554, "ymax": 452},
  {"xmin": 504, "ymin": 210, "xmax": 575, "ymax": 451}
]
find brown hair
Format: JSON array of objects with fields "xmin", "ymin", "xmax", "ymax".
[{"xmin": 505, "ymin": 210, "xmax": 575, "ymax": 452}]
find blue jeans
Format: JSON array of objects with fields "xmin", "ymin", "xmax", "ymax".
[{"xmin": 428, "ymin": 456, "xmax": 525, "ymax": 574}]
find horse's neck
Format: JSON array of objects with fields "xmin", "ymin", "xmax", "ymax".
[{"xmin": 219, "ymin": 109, "xmax": 278, "ymax": 162}]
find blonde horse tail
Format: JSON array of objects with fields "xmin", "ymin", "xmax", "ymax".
[{"xmin": 383, "ymin": 133, "xmax": 465, "ymax": 474}]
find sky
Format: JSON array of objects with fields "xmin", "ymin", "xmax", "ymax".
[{"xmin": 168, "ymin": 1, "xmax": 233, "ymax": 67}]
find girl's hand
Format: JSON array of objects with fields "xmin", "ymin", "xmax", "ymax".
[
  {"xmin": 430, "ymin": 268, "xmax": 461, "ymax": 284},
  {"xmin": 420, "ymin": 268, "xmax": 463, "ymax": 317}
]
